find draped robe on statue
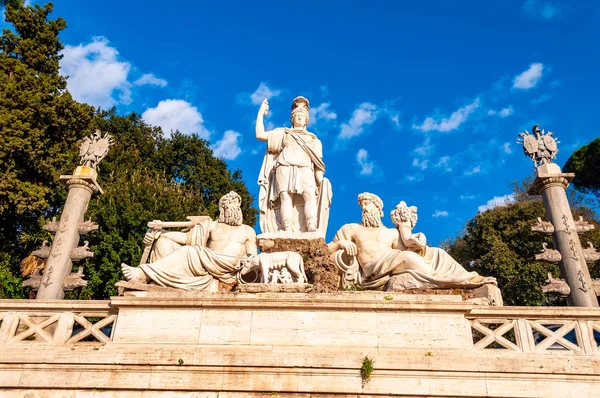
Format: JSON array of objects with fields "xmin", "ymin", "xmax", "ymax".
[
  {"xmin": 258, "ymin": 128, "xmax": 332, "ymax": 233},
  {"xmin": 141, "ymin": 220, "xmax": 242, "ymax": 291},
  {"xmin": 331, "ymin": 224, "xmax": 492, "ymax": 290}
]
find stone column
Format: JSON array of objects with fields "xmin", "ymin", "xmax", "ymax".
[
  {"xmin": 36, "ymin": 168, "xmax": 100, "ymax": 300},
  {"xmin": 529, "ymin": 163, "xmax": 599, "ymax": 307}
]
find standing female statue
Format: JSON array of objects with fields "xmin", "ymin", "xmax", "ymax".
[{"xmin": 255, "ymin": 96, "xmax": 332, "ymax": 234}]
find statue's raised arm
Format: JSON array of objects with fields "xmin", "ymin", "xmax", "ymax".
[
  {"xmin": 256, "ymin": 96, "xmax": 332, "ymax": 236},
  {"xmin": 255, "ymin": 98, "xmax": 270, "ymax": 142}
]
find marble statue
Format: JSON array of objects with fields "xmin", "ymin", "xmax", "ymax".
[
  {"xmin": 240, "ymin": 252, "xmax": 307, "ymax": 284},
  {"xmin": 328, "ymin": 193, "xmax": 495, "ymax": 290},
  {"xmin": 121, "ymin": 192, "xmax": 258, "ymax": 291},
  {"xmin": 255, "ymin": 96, "xmax": 332, "ymax": 235},
  {"xmin": 517, "ymin": 124, "xmax": 559, "ymax": 168},
  {"xmin": 79, "ymin": 129, "xmax": 115, "ymax": 171}
]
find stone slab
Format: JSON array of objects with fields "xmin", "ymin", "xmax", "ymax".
[{"xmin": 236, "ymin": 283, "xmax": 313, "ymax": 293}]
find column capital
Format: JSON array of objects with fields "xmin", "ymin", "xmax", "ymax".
[
  {"xmin": 60, "ymin": 175, "xmax": 103, "ymax": 195},
  {"xmin": 528, "ymin": 173, "xmax": 574, "ymax": 195}
]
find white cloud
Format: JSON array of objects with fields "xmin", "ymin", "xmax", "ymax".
[
  {"xmin": 530, "ymin": 93, "xmax": 556, "ymax": 105},
  {"xmin": 60, "ymin": 36, "xmax": 132, "ymax": 108},
  {"xmin": 339, "ymin": 103, "xmax": 378, "ymax": 139},
  {"xmin": 522, "ymin": 0, "xmax": 563, "ymax": 19},
  {"xmin": 380, "ymin": 102, "xmax": 402, "ymax": 129},
  {"xmin": 412, "ymin": 158, "xmax": 428, "ymax": 170},
  {"xmin": 488, "ymin": 106, "xmax": 514, "ymax": 117},
  {"xmin": 412, "ymin": 98, "xmax": 480, "ymax": 133},
  {"xmin": 502, "ymin": 142, "xmax": 513, "ymax": 154},
  {"xmin": 405, "ymin": 174, "xmax": 424, "ymax": 183},
  {"xmin": 478, "ymin": 194, "xmax": 516, "ymax": 212},
  {"xmin": 513, "ymin": 63, "xmax": 544, "ymax": 90},
  {"xmin": 464, "ymin": 165, "xmax": 482, "ymax": 176},
  {"xmin": 309, "ymin": 103, "xmax": 337, "ymax": 125},
  {"xmin": 413, "ymin": 137, "xmax": 433, "ymax": 157},
  {"xmin": 142, "ymin": 99, "xmax": 210, "ymax": 138},
  {"xmin": 432, "ymin": 210, "xmax": 449, "ymax": 218},
  {"xmin": 356, "ymin": 149, "xmax": 374, "ymax": 175},
  {"xmin": 460, "ymin": 194, "xmax": 477, "ymax": 201},
  {"xmin": 211, "ymin": 130, "xmax": 241, "ymax": 160},
  {"xmin": 435, "ymin": 156, "xmax": 452, "ymax": 172},
  {"xmin": 134, "ymin": 73, "xmax": 167, "ymax": 87},
  {"xmin": 249, "ymin": 82, "xmax": 281, "ymax": 105}
]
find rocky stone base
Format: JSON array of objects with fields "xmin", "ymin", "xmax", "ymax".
[
  {"xmin": 257, "ymin": 236, "xmax": 339, "ymax": 292},
  {"xmin": 385, "ymin": 274, "xmax": 503, "ymax": 306}
]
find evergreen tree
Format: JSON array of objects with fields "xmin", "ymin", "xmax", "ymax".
[
  {"xmin": 564, "ymin": 137, "xmax": 600, "ymax": 200},
  {"xmin": 0, "ymin": 3, "xmax": 258, "ymax": 299},
  {"xmin": 0, "ymin": 2, "xmax": 94, "ymax": 297}
]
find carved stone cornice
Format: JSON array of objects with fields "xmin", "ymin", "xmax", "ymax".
[
  {"xmin": 543, "ymin": 273, "xmax": 600, "ymax": 296},
  {"xmin": 22, "ymin": 267, "xmax": 88, "ymax": 291},
  {"xmin": 528, "ymin": 173, "xmax": 574, "ymax": 195},
  {"xmin": 59, "ymin": 174, "xmax": 103, "ymax": 195},
  {"xmin": 574, "ymin": 216, "xmax": 595, "ymax": 233},
  {"xmin": 535, "ymin": 243, "xmax": 562, "ymax": 264},
  {"xmin": 531, "ymin": 217, "xmax": 554, "ymax": 234},
  {"xmin": 583, "ymin": 242, "xmax": 600, "ymax": 264}
]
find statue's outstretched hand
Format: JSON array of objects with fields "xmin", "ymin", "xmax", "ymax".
[{"xmin": 259, "ymin": 98, "xmax": 269, "ymax": 116}]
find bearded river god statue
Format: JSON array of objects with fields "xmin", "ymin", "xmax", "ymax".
[
  {"xmin": 328, "ymin": 193, "xmax": 497, "ymax": 291},
  {"xmin": 255, "ymin": 96, "xmax": 332, "ymax": 236},
  {"xmin": 121, "ymin": 192, "xmax": 258, "ymax": 291}
]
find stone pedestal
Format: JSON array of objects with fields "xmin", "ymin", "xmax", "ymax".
[
  {"xmin": 529, "ymin": 164, "xmax": 599, "ymax": 307},
  {"xmin": 386, "ymin": 273, "xmax": 503, "ymax": 306},
  {"xmin": 257, "ymin": 233, "xmax": 339, "ymax": 292},
  {"xmin": 36, "ymin": 170, "xmax": 101, "ymax": 300}
]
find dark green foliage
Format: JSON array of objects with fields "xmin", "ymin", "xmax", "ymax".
[
  {"xmin": 0, "ymin": 2, "xmax": 94, "ymax": 296},
  {"xmin": 445, "ymin": 186, "xmax": 600, "ymax": 306},
  {"xmin": 564, "ymin": 137, "xmax": 600, "ymax": 198},
  {"xmin": 1, "ymin": 4, "xmax": 257, "ymax": 299},
  {"xmin": 0, "ymin": 254, "xmax": 24, "ymax": 299},
  {"xmin": 70, "ymin": 112, "xmax": 257, "ymax": 300}
]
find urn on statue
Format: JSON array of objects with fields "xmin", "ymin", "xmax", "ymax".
[{"xmin": 255, "ymin": 96, "xmax": 332, "ymax": 236}]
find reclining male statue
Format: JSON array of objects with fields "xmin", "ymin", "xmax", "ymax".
[
  {"xmin": 121, "ymin": 191, "xmax": 257, "ymax": 291},
  {"xmin": 328, "ymin": 192, "xmax": 496, "ymax": 290}
]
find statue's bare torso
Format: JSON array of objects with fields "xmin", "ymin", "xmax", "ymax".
[
  {"xmin": 208, "ymin": 222, "xmax": 257, "ymax": 258},
  {"xmin": 341, "ymin": 224, "xmax": 400, "ymax": 266}
]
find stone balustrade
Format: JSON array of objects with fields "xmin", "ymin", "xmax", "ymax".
[
  {"xmin": 1, "ymin": 295, "xmax": 599, "ymax": 355},
  {"xmin": 0, "ymin": 300, "xmax": 116, "ymax": 345},
  {"xmin": 468, "ymin": 306, "xmax": 600, "ymax": 354},
  {"xmin": 2, "ymin": 294, "xmax": 600, "ymax": 397}
]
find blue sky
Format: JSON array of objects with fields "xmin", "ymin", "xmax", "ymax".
[{"xmin": 4, "ymin": 0, "xmax": 600, "ymax": 244}]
